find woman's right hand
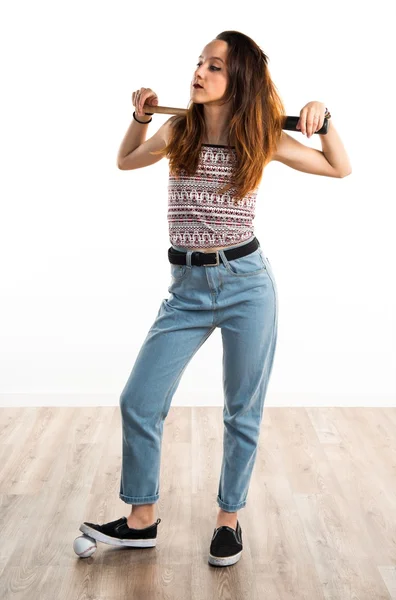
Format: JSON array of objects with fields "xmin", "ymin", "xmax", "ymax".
[{"xmin": 132, "ymin": 88, "xmax": 159, "ymax": 118}]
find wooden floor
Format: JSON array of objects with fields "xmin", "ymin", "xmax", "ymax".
[{"xmin": 0, "ymin": 406, "xmax": 395, "ymax": 599}]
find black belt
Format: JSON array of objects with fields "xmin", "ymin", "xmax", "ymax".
[{"xmin": 168, "ymin": 237, "xmax": 260, "ymax": 267}]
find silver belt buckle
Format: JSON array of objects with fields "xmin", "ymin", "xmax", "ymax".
[{"xmin": 202, "ymin": 251, "xmax": 220, "ymax": 266}]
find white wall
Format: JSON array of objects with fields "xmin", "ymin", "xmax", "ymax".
[{"xmin": 1, "ymin": 0, "xmax": 395, "ymax": 407}]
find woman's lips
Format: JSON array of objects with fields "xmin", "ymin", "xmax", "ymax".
[{"xmin": 193, "ymin": 84, "xmax": 203, "ymax": 89}]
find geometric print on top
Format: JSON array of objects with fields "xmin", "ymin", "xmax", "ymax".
[{"xmin": 168, "ymin": 144, "xmax": 260, "ymax": 249}]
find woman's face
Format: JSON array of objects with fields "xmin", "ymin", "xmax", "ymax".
[{"xmin": 191, "ymin": 40, "xmax": 229, "ymax": 106}]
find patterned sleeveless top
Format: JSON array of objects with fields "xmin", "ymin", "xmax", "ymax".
[{"xmin": 167, "ymin": 144, "xmax": 259, "ymax": 249}]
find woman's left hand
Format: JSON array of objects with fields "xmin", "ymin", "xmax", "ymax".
[{"xmin": 296, "ymin": 101, "xmax": 326, "ymax": 138}]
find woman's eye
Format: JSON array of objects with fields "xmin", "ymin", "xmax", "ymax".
[{"xmin": 195, "ymin": 63, "xmax": 220, "ymax": 71}]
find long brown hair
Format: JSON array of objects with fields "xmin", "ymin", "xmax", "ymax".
[{"xmin": 152, "ymin": 30, "xmax": 286, "ymax": 205}]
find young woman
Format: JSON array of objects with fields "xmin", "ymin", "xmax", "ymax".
[{"xmin": 80, "ymin": 30, "xmax": 351, "ymax": 567}]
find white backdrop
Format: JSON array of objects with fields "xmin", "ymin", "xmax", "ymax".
[{"xmin": 1, "ymin": 0, "xmax": 395, "ymax": 407}]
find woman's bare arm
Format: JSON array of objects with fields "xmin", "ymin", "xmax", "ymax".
[{"xmin": 117, "ymin": 116, "xmax": 174, "ymax": 170}]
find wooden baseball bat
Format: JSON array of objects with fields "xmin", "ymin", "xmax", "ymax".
[{"xmin": 142, "ymin": 103, "xmax": 329, "ymax": 134}]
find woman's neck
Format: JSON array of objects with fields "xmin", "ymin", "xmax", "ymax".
[{"xmin": 202, "ymin": 103, "xmax": 233, "ymax": 146}]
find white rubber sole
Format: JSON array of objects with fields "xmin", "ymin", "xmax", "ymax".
[
  {"xmin": 79, "ymin": 523, "xmax": 157, "ymax": 547},
  {"xmin": 208, "ymin": 549, "xmax": 243, "ymax": 566}
]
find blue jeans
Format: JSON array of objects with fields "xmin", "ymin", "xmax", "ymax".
[{"xmin": 119, "ymin": 235, "xmax": 278, "ymax": 512}]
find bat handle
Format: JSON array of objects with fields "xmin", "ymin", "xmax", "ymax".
[
  {"xmin": 283, "ymin": 116, "xmax": 329, "ymax": 134},
  {"xmin": 142, "ymin": 104, "xmax": 329, "ymax": 134}
]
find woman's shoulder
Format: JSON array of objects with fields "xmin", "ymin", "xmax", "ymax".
[{"xmin": 163, "ymin": 115, "xmax": 181, "ymax": 147}]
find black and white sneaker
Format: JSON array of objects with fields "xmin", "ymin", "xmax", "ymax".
[
  {"xmin": 208, "ymin": 520, "xmax": 243, "ymax": 567},
  {"xmin": 79, "ymin": 516, "xmax": 161, "ymax": 548}
]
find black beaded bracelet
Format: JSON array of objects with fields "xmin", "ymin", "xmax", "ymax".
[{"xmin": 133, "ymin": 111, "xmax": 153, "ymax": 124}]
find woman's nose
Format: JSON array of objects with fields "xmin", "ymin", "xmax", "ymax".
[{"xmin": 195, "ymin": 64, "xmax": 204, "ymax": 77}]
